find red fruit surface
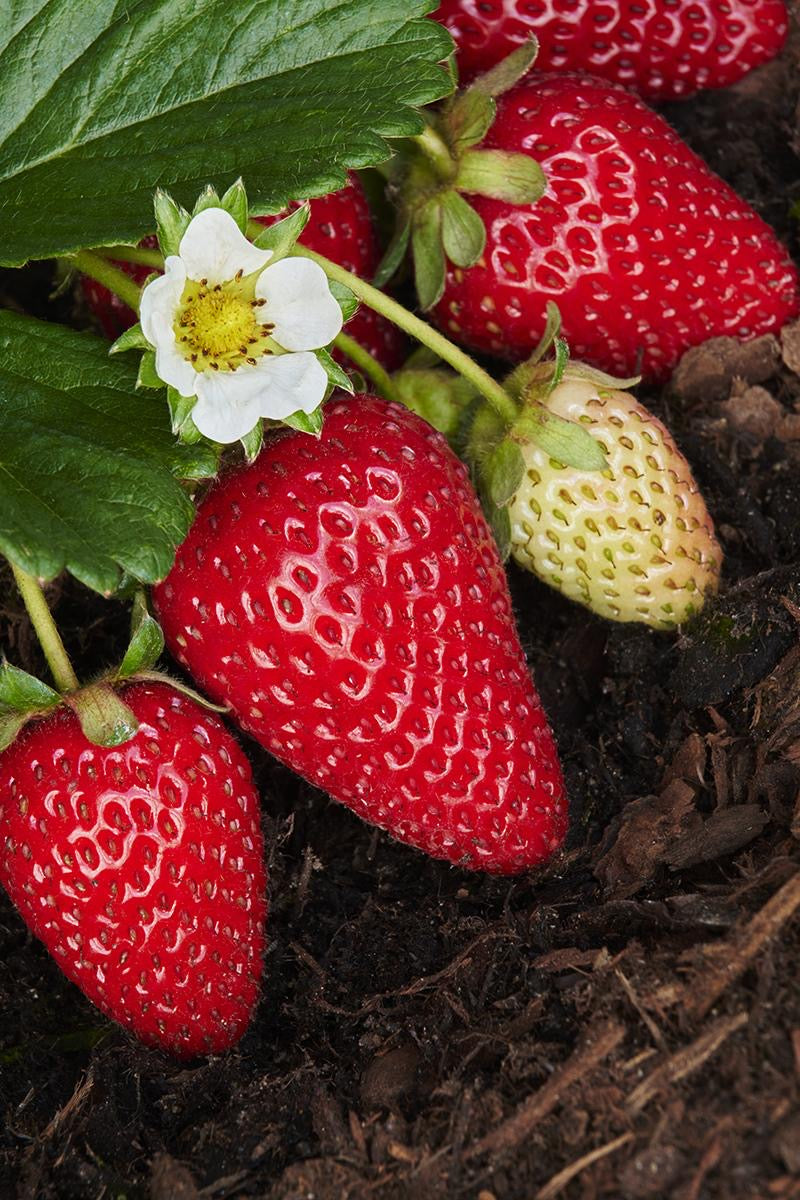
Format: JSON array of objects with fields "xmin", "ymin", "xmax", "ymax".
[
  {"xmin": 153, "ymin": 395, "xmax": 567, "ymax": 875},
  {"xmin": 434, "ymin": 0, "xmax": 788, "ymax": 100},
  {"xmin": 81, "ymin": 175, "xmax": 407, "ymax": 371},
  {"xmin": 433, "ymin": 74, "xmax": 799, "ymax": 381},
  {"xmin": 0, "ymin": 681, "xmax": 266, "ymax": 1058}
]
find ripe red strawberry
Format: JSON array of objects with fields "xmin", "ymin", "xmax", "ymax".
[
  {"xmin": 153, "ymin": 395, "xmax": 567, "ymax": 875},
  {"xmin": 431, "ymin": 74, "xmax": 799, "ymax": 382},
  {"xmin": 0, "ymin": 680, "xmax": 266, "ymax": 1058},
  {"xmin": 434, "ymin": 0, "xmax": 789, "ymax": 100},
  {"xmin": 81, "ymin": 175, "xmax": 407, "ymax": 371}
]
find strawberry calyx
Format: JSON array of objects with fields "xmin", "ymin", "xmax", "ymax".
[
  {"xmin": 380, "ymin": 40, "xmax": 546, "ymax": 309},
  {"xmin": 463, "ymin": 310, "xmax": 630, "ymax": 556}
]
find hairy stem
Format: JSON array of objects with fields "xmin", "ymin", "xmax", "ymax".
[
  {"xmin": 9, "ymin": 563, "xmax": 79, "ymax": 693},
  {"xmin": 284, "ymin": 242, "xmax": 518, "ymax": 427},
  {"xmin": 72, "ymin": 249, "xmax": 143, "ymax": 313},
  {"xmin": 334, "ymin": 332, "xmax": 398, "ymax": 402},
  {"xmin": 90, "ymin": 244, "xmax": 164, "ymax": 269}
]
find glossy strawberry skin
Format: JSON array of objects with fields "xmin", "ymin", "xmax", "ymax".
[
  {"xmin": 153, "ymin": 395, "xmax": 566, "ymax": 875},
  {"xmin": 434, "ymin": 0, "xmax": 789, "ymax": 100},
  {"xmin": 0, "ymin": 681, "xmax": 266, "ymax": 1059},
  {"xmin": 81, "ymin": 176, "xmax": 407, "ymax": 371},
  {"xmin": 433, "ymin": 75, "xmax": 799, "ymax": 382}
]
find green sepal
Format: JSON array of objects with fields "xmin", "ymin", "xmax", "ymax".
[
  {"xmin": 374, "ymin": 219, "xmax": 411, "ymax": 288},
  {"xmin": 439, "ymin": 190, "xmax": 486, "ymax": 268},
  {"xmin": 192, "ymin": 184, "xmax": 221, "ymax": 216},
  {"xmin": 486, "ymin": 495, "xmax": 512, "ymax": 560},
  {"xmin": 253, "ymin": 205, "xmax": 310, "ymax": 260},
  {"xmin": 154, "ymin": 189, "xmax": 191, "ymax": 257},
  {"xmin": 456, "ymin": 149, "xmax": 546, "ymax": 205},
  {"xmin": 328, "ymin": 279, "xmax": 359, "ymax": 322},
  {"xmin": 136, "ymin": 350, "xmax": 164, "ymax": 390},
  {"xmin": 392, "ymin": 367, "xmax": 477, "ymax": 443},
  {"xmin": 561, "ymin": 362, "xmax": 642, "ymax": 391},
  {"xmin": 240, "ymin": 421, "xmax": 264, "ymax": 463},
  {"xmin": 167, "ymin": 387, "xmax": 200, "ymax": 439},
  {"xmin": 468, "ymin": 37, "xmax": 539, "ymax": 98},
  {"xmin": 220, "ymin": 178, "xmax": 249, "ymax": 233},
  {"xmin": 0, "ymin": 712, "xmax": 30, "ymax": 754},
  {"xmin": 317, "ymin": 348, "xmax": 354, "ymax": 394},
  {"xmin": 66, "ymin": 682, "xmax": 139, "ymax": 748},
  {"xmin": 0, "ymin": 661, "xmax": 60, "ymax": 714},
  {"xmin": 515, "ymin": 404, "xmax": 608, "ymax": 472},
  {"xmin": 545, "ymin": 337, "xmax": 569, "ymax": 397},
  {"xmin": 412, "ymin": 201, "xmax": 446, "ymax": 311},
  {"xmin": 117, "ymin": 594, "xmax": 165, "ymax": 680},
  {"xmin": 109, "ymin": 322, "xmax": 150, "ymax": 356},
  {"xmin": 444, "ymin": 89, "xmax": 496, "ymax": 154},
  {"xmin": 485, "ymin": 437, "xmax": 526, "ymax": 508},
  {"xmin": 284, "ymin": 406, "xmax": 324, "ymax": 437}
]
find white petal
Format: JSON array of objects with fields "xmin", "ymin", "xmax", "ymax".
[
  {"xmin": 139, "ymin": 255, "xmax": 185, "ymax": 346},
  {"xmin": 179, "ymin": 208, "xmax": 272, "ymax": 284},
  {"xmin": 139, "ymin": 257, "xmax": 198, "ymax": 395},
  {"xmin": 192, "ymin": 369, "xmax": 266, "ymax": 443},
  {"xmin": 256, "ymin": 351, "xmax": 328, "ymax": 419},
  {"xmin": 255, "ymin": 257, "xmax": 342, "ymax": 351},
  {"xmin": 153, "ymin": 341, "xmax": 199, "ymax": 397}
]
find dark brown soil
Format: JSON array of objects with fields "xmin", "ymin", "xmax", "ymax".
[{"xmin": 3, "ymin": 13, "xmax": 800, "ymax": 1200}]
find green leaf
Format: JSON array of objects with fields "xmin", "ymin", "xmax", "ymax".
[
  {"xmin": 392, "ymin": 367, "xmax": 478, "ymax": 442},
  {"xmin": 118, "ymin": 616, "xmax": 165, "ymax": 679},
  {"xmin": 317, "ymin": 348, "xmax": 354, "ymax": 395},
  {"xmin": 456, "ymin": 149, "xmax": 546, "ymax": 205},
  {"xmin": 0, "ymin": 2, "xmax": 453, "ymax": 266},
  {"xmin": 136, "ymin": 350, "xmax": 164, "ymax": 390},
  {"xmin": 439, "ymin": 190, "xmax": 486, "ymax": 268},
  {"xmin": 0, "ymin": 661, "xmax": 61, "ymax": 713},
  {"xmin": 328, "ymin": 279, "xmax": 360, "ymax": 323},
  {"xmin": 110, "ymin": 322, "xmax": 150, "ymax": 355},
  {"xmin": 154, "ymin": 189, "xmax": 191, "ymax": 257},
  {"xmin": 412, "ymin": 201, "xmax": 446, "ymax": 311},
  {"xmin": 252, "ymin": 205, "xmax": 310, "ymax": 260},
  {"xmin": 0, "ymin": 311, "xmax": 217, "ymax": 593},
  {"xmin": 485, "ymin": 437, "xmax": 526, "ymax": 508},
  {"xmin": 284, "ymin": 406, "xmax": 325, "ymax": 436}
]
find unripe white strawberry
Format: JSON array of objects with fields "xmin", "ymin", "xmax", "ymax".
[{"xmin": 506, "ymin": 373, "xmax": 721, "ymax": 628}]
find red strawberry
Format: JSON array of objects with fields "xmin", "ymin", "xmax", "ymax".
[
  {"xmin": 153, "ymin": 395, "xmax": 567, "ymax": 875},
  {"xmin": 81, "ymin": 175, "xmax": 407, "ymax": 371},
  {"xmin": 434, "ymin": 0, "xmax": 789, "ymax": 100},
  {"xmin": 431, "ymin": 74, "xmax": 799, "ymax": 381},
  {"xmin": 0, "ymin": 680, "xmax": 266, "ymax": 1058}
]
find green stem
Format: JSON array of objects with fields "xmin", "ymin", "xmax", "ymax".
[
  {"xmin": 71, "ymin": 249, "xmax": 143, "ymax": 313},
  {"xmin": 412, "ymin": 125, "xmax": 456, "ymax": 183},
  {"xmin": 9, "ymin": 563, "xmax": 79, "ymax": 693},
  {"xmin": 334, "ymin": 332, "xmax": 398, "ymax": 402},
  {"xmin": 285, "ymin": 243, "xmax": 518, "ymax": 427},
  {"xmin": 90, "ymin": 244, "xmax": 164, "ymax": 269}
]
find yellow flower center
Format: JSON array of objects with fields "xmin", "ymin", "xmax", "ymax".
[{"xmin": 174, "ymin": 273, "xmax": 275, "ymax": 373}]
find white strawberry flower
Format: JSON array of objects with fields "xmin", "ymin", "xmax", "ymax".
[{"xmin": 139, "ymin": 207, "xmax": 342, "ymax": 442}]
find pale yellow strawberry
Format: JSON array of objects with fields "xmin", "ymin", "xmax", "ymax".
[{"xmin": 508, "ymin": 375, "xmax": 721, "ymax": 628}]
